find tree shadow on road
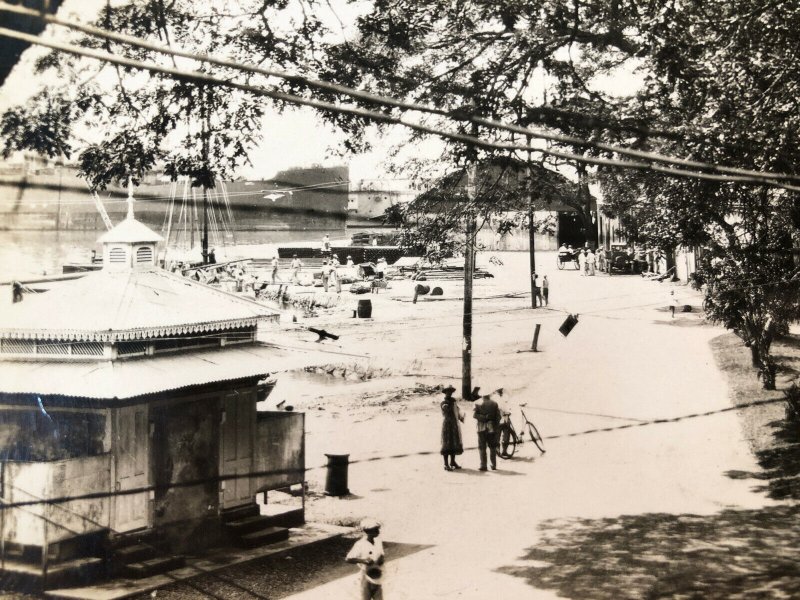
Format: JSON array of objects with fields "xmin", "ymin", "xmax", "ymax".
[
  {"xmin": 497, "ymin": 505, "xmax": 800, "ymax": 599},
  {"xmin": 726, "ymin": 417, "xmax": 800, "ymax": 501}
]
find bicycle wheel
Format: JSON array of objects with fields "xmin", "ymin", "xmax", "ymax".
[
  {"xmin": 521, "ymin": 410, "xmax": 546, "ymax": 454},
  {"xmin": 556, "ymin": 256, "xmax": 564, "ymax": 270},
  {"xmin": 498, "ymin": 429, "xmax": 516, "ymax": 459},
  {"xmin": 527, "ymin": 422, "xmax": 546, "ymax": 454}
]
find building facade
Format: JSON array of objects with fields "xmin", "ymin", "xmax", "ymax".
[{"xmin": 0, "ymin": 209, "xmax": 308, "ymax": 591}]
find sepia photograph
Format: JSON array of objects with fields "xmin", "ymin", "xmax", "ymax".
[{"xmin": 1, "ymin": 1, "xmax": 799, "ymax": 598}]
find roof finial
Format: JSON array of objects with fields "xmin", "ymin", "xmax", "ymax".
[{"xmin": 126, "ymin": 177, "xmax": 135, "ymax": 220}]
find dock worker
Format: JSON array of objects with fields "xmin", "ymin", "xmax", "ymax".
[
  {"xmin": 321, "ymin": 259, "xmax": 331, "ymax": 292},
  {"xmin": 290, "ymin": 254, "xmax": 303, "ymax": 284},
  {"xmin": 346, "ymin": 255, "xmax": 354, "ymax": 267},
  {"xmin": 346, "ymin": 519, "xmax": 385, "ymax": 600},
  {"xmin": 330, "ymin": 259, "xmax": 341, "ymax": 293},
  {"xmin": 375, "ymin": 257, "xmax": 387, "ymax": 279},
  {"xmin": 322, "ymin": 233, "xmax": 331, "ymax": 257},
  {"xmin": 271, "ymin": 256, "xmax": 279, "ymax": 284}
]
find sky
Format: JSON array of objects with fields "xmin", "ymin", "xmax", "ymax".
[
  {"xmin": 0, "ymin": 0, "xmax": 402, "ymax": 180},
  {"xmin": 0, "ymin": 0, "xmax": 642, "ymax": 185}
]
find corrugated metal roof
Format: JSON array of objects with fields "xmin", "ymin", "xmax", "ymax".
[
  {"xmin": 97, "ymin": 216, "xmax": 163, "ymax": 244},
  {"xmin": 0, "ymin": 343, "xmax": 329, "ymax": 400},
  {"xmin": 0, "ymin": 268, "xmax": 279, "ymax": 341}
]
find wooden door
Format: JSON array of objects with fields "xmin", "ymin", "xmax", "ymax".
[
  {"xmin": 220, "ymin": 392, "xmax": 255, "ymax": 508},
  {"xmin": 113, "ymin": 405, "xmax": 149, "ymax": 532}
]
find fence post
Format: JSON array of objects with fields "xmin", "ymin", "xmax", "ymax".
[{"xmin": 531, "ymin": 324, "xmax": 541, "ymax": 352}]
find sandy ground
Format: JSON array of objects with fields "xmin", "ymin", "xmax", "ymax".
[{"xmin": 245, "ymin": 251, "xmax": 787, "ymax": 599}]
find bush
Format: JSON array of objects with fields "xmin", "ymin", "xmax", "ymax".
[{"xmin": 784, "ymin": 383, "xmax": 800, "ymax": 422}]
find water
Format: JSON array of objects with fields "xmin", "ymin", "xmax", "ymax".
[{"xmin": 0, "ymin": 227, "xmax": 352, "ymax": 280}]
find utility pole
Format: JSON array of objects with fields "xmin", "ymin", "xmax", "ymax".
[
  {"xmin": 200, "ymin": 85, "xmax": 210, "ymax": 264},
  {"xmin": 202, "ymin": 186, "xmax": 209, "ymax": 264},
  {"xmin": 462, "ymin": 162, "xmax": 476, "ymax": 400},
  {"xmin": 527, "ymin": 134, "xmax": 536, "ymax": 308}
]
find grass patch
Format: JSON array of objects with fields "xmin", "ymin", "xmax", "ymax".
[{"xmin": 710, "ymin": 332, "xmax": 800, "ymax": 500}]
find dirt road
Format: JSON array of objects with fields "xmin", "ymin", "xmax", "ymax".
[{"xmin": 263, "ymin": 252, "xmax": 782, "ymax": 599}]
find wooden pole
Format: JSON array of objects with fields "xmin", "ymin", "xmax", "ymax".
[
  {"xmin": 201, "ymin": 86, "xmax": 210, "ymax": 264},
  {"xmin": 531, "ymin": 323, "xmax": 541, "ymax": 352},
  {"xmin": 527, "ymin": 134, "xmax": 536, "ymax": 308},
  {"xmin": 462, "ymin": 164, "xmax": 476, "ymax": 400}
]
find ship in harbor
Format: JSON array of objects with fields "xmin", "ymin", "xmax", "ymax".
[{"xmin": 0, "ymin": 154, "xmax": 349, "ymax": 239}]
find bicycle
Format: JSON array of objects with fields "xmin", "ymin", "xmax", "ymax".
[{"xmin": 498, "ymin": 409, "xmax": 546, "ymax": 459}]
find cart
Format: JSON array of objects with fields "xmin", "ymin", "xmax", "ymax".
[{"xmin": 556, "ymin": 251, "xmax": 580, "ymax": 270}]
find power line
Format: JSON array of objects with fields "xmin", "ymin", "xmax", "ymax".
[
  {"xmin": 3, "ymin": 2, "xmax": 799, "ymax": 187},
  {"xmin": 2, "ymin": 25, "xmax": 800, "ymax": 194}
]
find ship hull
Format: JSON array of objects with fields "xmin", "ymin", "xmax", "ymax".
[{"xmin": 0, "ymin": 163, "xmax": 349, "ymax": 237}]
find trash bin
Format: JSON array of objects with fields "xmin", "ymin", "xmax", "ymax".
[
  {"xmin": 357, "ymin": 299, "xmax": 372, "ymax": 318},
  {"xmin": 324, "ymin": 453, "xmax": 350, "ymax": 496}
]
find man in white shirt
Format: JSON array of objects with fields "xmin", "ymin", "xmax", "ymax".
[
  {"xmin": 321, "ymin": 260, "xmax": 331, "ymax": 292},
  {"xmin": 330, "ymin": 259, "xmax": 341, "ymax": 293},
  {"xmin": 290, "ymin": 254, "xmax": 302, "ymax": 284},
  {"xmin": 271, "ymin": 256, "xmax": 279, "ymax": 284},
  {"xmin": 346, "ymin": 519, "xmax": 385, "ymax": 600},
  {"xmin": 375, "ymin": 257, "xmax": 387, "ymax": 279},
  {"xmin": 322, "ymin": 234, "xmax": 331, "ymax": 257}
]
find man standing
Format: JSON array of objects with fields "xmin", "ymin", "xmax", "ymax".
[
  {"xmin": 290, "ymin": 254, "xmax": 303, "ymax": 284},
  {"xmin": 322, "ymin": 233, "xmax": 331, "ymax": 257},
  {"xmin": 473, "ymin": 390, "xmax": 501, "ymax": 471},
  {"xmin": 321, "ymin": 260, "xmax": 331, "ymax": 292},
  {"xmin": 531, "ymin": 272, "xmax": 543, "ymax": 307},
  {"xmin": 346, "ymin": 519, "xmax": 385, "ymax": 600},
  {"xmin": 270, "ymin": 256, "xmax": 279, "ymax": 284},
  {"xmin": 542, "ymin": 275, "xmax": 549, "ymax": 306},
  {"xmin": 331, "ymin": 259, "xmax": 341, "ymax": 293}
]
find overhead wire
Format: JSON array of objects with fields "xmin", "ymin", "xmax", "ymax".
[
  {"xmin": 2, "ymin": 2, "xmax": 800, "ymax": 187},
  {"xmin": 1, "ymin": 24, "xmax": 800, "ymax": 194}
]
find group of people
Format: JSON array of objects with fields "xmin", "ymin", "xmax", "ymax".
[
  {"xmin": 168, "ymin": 259, "xmax": 254, "ymax": 289},
  {"xmin": 531, "ymin": 272, "xmax": 549, "ymax": 307},
  {"xmin": 439, "ymin": 384, "xmax": 508, "ymax": 472},
  {"xmin": 558, "ymin": 243, "xmax": 602, "ymax": 276}
]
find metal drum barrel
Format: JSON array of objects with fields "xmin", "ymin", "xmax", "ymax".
[
  {"xmin": 324, "ymin": 453, "xmax": 350, "ymax": 496},
  {"xmin": 357, "ymin": 298, "xmax": 373, "ymax": 318}
]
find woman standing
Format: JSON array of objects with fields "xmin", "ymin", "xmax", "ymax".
[{"xmin": 440, "ymin": 385, "xmax": 464, "ymax": 470}]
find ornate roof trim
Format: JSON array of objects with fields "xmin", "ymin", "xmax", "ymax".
[{"xmin": 0, "ymin": 316, "xmax": 276, "ymax": 343}]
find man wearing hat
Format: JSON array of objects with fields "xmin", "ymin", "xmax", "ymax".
[
  {"xmin": 346, "ymin": 519, "xmax": 385, "ymax": 599},
  {"xmin": 346, "ymin": 255, "xmax": 354, "ymax": 267},
  {"xmin": 473, "ymin": 388, "xmax": 501, "ymax": 471}
]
